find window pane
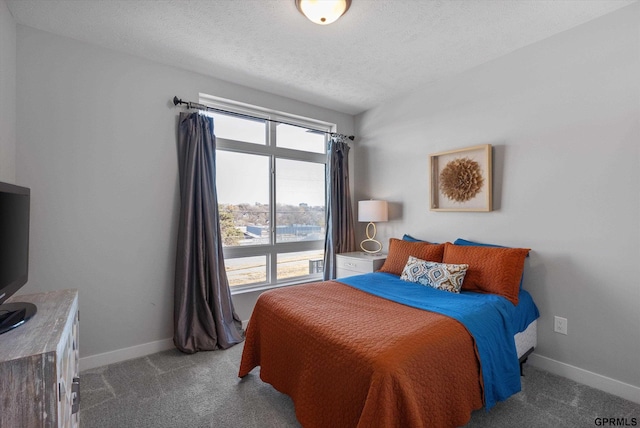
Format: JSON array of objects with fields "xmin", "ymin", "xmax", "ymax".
[
  {"xmin": 217, "ymin": 151, "xmax": 270, "ymax": 247},
  {"xmin": 225, "ymin": 256, "xmax": 267, "ymax": 287},
  {"xmin": 205, "ymin": 112, "xmax": 266, "ymax": 145},
  {"xmin": 275, "ymin": 159, "xmax": 325, "ymax": 243},
  {"xmin": 276, "ymin": 123, "xmax": 326, "ymax": 154},
  {"xmin": 277, "ymin": 250, "xmax": 325, "ymax": 281}
]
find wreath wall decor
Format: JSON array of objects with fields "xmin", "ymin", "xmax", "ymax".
[
  {"xmin": 430, "ymin": 144, "xmax": 492, "ymax": 212},
  {"xmin": 439, "ymin": 157, "xmax": 484, "ymax": 202}
]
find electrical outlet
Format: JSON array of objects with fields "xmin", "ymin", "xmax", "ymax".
[{"xmin": 554, "ymin": 316, "xmax": 568, "ymax": 335}]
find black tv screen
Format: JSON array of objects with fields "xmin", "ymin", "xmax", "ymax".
[{"xmin": 0, "ymin": 181, "xmax": 30, "ymax": 306}]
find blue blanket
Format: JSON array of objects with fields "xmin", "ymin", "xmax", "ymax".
[{"xmin": 338, "ymin": 272, "xmax": 538, "ymax": 410}]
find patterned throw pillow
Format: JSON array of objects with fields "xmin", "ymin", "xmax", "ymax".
[{"xmin": 400, "ymin": 256, "xmax": 469, "ymax": 293}]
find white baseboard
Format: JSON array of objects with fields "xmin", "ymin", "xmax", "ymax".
[
  {"xmin": 80, "ymin": 337, "xmax": 175, "ymax": 371},
  {"xmin": 81, "ymin": 321, "xmax": 250, "ymax": 371},
  {"xmin": 528, "ymin": 353, "xmax": 640, "ymax": 404}
]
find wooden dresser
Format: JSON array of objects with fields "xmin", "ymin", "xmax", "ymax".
[{"xmin": 0, "ymin": 289, "xmax": 80, "ymax": 427}]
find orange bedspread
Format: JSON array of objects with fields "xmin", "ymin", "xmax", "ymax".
[{"xmin": 238, "ymin": 280, "xmax": 484, "ymax": 428}]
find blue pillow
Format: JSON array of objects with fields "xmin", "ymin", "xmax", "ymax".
[
  {"xmin": 402, "ymin": 234, "xmax": 425, "ymax": 242},
  {"xmin": 403, "ymin": 234, "xmax": 440, "ymax": 244},
  {"xmin": 453, "ymin": 238, "xmax": 529, "ymax": 289}
]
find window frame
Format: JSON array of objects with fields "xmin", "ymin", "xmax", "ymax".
[{"xmin": 200, "ymin": 94, "xmax": 335, "ymax": 294}]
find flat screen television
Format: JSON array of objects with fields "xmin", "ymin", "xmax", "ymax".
[{"xmin": 0, "ymin": 181, "xmax": 36, "ymax": 335}]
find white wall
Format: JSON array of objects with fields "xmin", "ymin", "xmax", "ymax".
[
  {"xmin": 355, "ymin": 3, "xmax": 640, "ymax": 399},
  {"xmin": 0, "ymin": 0, "xmax": 16, "ymax": 183},
  {"xmin": 15, "ymin": 25, "xmax": 354, "ymax": 365}
]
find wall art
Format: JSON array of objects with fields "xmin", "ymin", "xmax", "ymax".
[{"xmin": 430, "ymin": 144, "xmax": 492, "ymax": 212}]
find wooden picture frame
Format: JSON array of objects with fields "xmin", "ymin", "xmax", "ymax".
[{"xmin": 430, "ymin": 144, "xmax": 492, "ymax": 212}]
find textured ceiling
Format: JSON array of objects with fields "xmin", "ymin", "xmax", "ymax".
[{"xmin": 6, "ymin": 0, "xmax": 636, "ymax": 115}]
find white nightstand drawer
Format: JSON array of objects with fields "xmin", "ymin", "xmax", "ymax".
[
  {"xmin": 336, "ymin": 267, "xmax": 361, "ymax": 279},
  {"xmin": 336, "ymin": 257, "xmax": 375, "ymax": 272}
]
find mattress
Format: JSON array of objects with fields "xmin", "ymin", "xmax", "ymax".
[
  {"xmin": 515, "ymin": 319, "xmax": 537, "ymax": 359},
  {"xmin": 510, "ymin": 287, "xmax": 539, "ymax": 360}
]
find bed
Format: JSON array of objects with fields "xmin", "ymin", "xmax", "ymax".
[{"xmin": 238, "ymin": 239, "xmax": 539, "ymax": 428}]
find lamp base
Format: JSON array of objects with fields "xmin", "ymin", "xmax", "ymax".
[{"xmin": 360, "ymin": 222, "xmax": 382, "ymax": 254}]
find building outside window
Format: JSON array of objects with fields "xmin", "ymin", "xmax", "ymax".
[{"xmin": 200, "ymin": 94, "xmax": 334, "ymax": 292}]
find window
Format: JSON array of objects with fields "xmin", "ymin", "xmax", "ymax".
[{"xmin": 201, "ymin": 94, "xmax": 334, "ymax": 292}]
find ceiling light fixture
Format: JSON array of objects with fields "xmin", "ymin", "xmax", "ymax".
[{"xmin": 295, "ymin": 0, "xmax": 351, "ymax": 25}]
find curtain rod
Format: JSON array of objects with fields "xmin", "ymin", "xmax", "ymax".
[{"xmin": 173, "ymin": 96, "xmax": 354, "ymax": 141}]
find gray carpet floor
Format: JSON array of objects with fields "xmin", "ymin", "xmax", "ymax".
[{"xmin": 79, "ymin": 343, "xmax": 639, "ymax": 427}]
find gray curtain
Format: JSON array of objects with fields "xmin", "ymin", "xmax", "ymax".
[
  {"xmin": 323, "ymin": 136, "xmax": 356, "ymax": 280},
  {"xmin": 174, "ymin": 112, "xmax": 244, "ymax": 353}
]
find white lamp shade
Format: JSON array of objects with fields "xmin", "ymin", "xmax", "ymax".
[{"xmin": 358, "ymin": 200, "xmax": 388, "ymax": 222}]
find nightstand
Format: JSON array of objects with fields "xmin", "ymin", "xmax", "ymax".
[{"xmin": 335, "ymin": 252, "xmax": 387, "ymax": 279}]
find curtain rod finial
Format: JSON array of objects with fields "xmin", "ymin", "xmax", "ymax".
[{"xmin": 173, "ymin": 96, "xmax": 181, "ymax": 106}]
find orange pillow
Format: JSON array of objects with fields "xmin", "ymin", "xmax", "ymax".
[
  {"xmin": 378, "ymin": 238, "xmax": 445, "ymax": 276},
  {"xmin": 442, "ymin": 242, "xmax": 529, "ymax": 305}
]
